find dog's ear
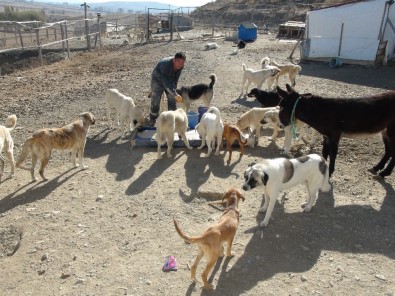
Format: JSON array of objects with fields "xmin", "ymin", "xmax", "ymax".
[
  {"xmin": 276, "ymin": 86, "xmax": 288, "ymax": 98},
  {"xmin": 286, "ymin": 84, "xmax": 294, "ymax": 93},
  {"xmin": 237, "ymin": 190, "xmax": 245, "ymax": 202},
  {"xmin": 262, "ymin": 172, "xmax": 269, "ymax": 186}
]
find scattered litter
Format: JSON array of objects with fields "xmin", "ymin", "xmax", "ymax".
[
  {"xmin": 205, "ymin": 42, "xmax": 219, "ymax": 50},
  {"xmin": 162, "ymin": 255, "xmax": 178, "ymax": 272}
]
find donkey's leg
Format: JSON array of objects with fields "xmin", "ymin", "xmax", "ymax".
[
  {"xmin": 376, "ymin": 129, "xmax": 395, "ymax": 178},
  {"xmin": 327, "ymin": 136, "xmax": 340, "ymax": 177},
  {"xmin": 322, "ymin": 136, "xmax": 330, "ymax": 160}
]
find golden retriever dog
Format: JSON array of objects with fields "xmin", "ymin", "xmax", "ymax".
[
  {"xmin": 16, "ymin": 112, "xmax": 95, "ymax": 182},
  {"xmin": 105, "ymin": 88, "xmax": 144, "ymax": 138},
  {"xmin": 173, "ymin": 187, "xmax": 244, "ymax": 290},
  {"xmin": 0, "ymin": 114, "xmax": 17, "ymax": 182},
  {"xmin": 222, "ymin": 123, "xmax": 248, "ymax": 164},
  {"xmin": 261, "ymin": 57, "xmax": 302, "ymax": 90},
  {"xmin": 236, "ymin": 107, "xmax": 280, "ymax": 145},
  {"xmin": 155, "ymin": 108, "xmax": 193, "ymax": 159}
]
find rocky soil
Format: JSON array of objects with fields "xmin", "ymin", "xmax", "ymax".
[{"xmin": 0, "ymin": 28, "xmax": 395, "ymax": 295}]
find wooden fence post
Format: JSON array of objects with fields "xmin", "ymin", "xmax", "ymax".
[
  {"xmin": 35, "ymin": 29, "xmax": 43, "ymax": 66},
  {"xmin": 64, "ymin": 21, "xmax": 70, "ymax": 58},
  {"xmin": 18, "ymin": 25, "xmax": 24, "ymax": 48}
]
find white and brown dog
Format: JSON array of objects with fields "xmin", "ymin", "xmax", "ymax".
[
  {"xmin": 16, "ymin": 112, "xmax": 95, "ymax": 182},
  {"xmin": 261, "ymin": 57, "xmax": 302, "ymax": 90},
  {"xmin": 173, "ymin": 187, "xmax": 244, "ymax": 290},
  {"xmin": 177, "ymin": 74, "xmax": 216, "ymax": 112},
  {"xmin": 196, "ymin": 106, "xmax": 224, "ymax": 157},
  {"xmin": 240, "ymin": 63, "xmax": 280, "ymax": 95},
  {"xmin": 155, "ymin": 108, "xmax": 193, "ymax": 159},
  {"xmin": 242, "ymin": 154, "xmax": 331, "ymax": 227},
  {"xmin": 236, "ymin": 107, "xmax": 280, "ymax": 145},
  {"xmin": 105, "ymin": 88, "xmax": 144, "ymax": 138},
  {"xmin": 0, "ymin": 114, "xmax": 17, "ymax": 182}
]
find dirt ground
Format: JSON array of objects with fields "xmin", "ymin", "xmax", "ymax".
[{"xmin": 1, "ymin": 29, "xmax": 395, "ymax": 296}]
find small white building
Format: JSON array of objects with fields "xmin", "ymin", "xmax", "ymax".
[{"xmin": 301, "ymin": 0, "xmax": 395, "ymax": 65}]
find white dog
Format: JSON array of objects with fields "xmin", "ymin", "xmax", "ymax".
[
  {"xmin": 196, "ymin": 106, "xmax": 224, "ymax": 157},
  {"xmin": 261, "ymin": 57, "xmax": 302, "ymax": 90},
  {"xmin": 105, "ymin": 88, "xmax": 144, "ymax": 138},
  {"xmin": 155, "ymin": 108, "xmax": 193, "ymax": 159},
  {"xmin": 261, "ymin": 109, "xmax": 318, "ymax": 154},
  {"xmin": 236, "ymin": 107, "xmax": 280, "ymax": 145},
  {"xmin": 241, "ymin": 63, "xmax": 280, "ymax": 95},
  {"xmin": 0, "ymin": 114, "xmax": 17, "ymax": 182},
  {"xmin": 243, "ymin": 154, "xmax": 331, "ymax": 227}
]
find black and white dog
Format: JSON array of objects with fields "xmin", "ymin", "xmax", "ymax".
[
  {"xmin": 242, "ymin": 154, "xmax": 331, "ymax": 227},
  {"xmin": 177, "ymin": 74, "xmax": 216, "ymax": 112}
]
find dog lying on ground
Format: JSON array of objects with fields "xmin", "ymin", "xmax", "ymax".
[
  {"xmin": 236, "ymin": 107, "xmax": 280, "ymax": 145},
  {"xmin": 173, "ymin": 187, "xmax": 244, "ymax": 290},
  {"xmin": 196, "ymin": 106, "xmax": 224, "ymax": 157},
  {"xmin": 16, "ymin": 112, "xmax": 95, "ymax": 182},
  {"xmin": 0, "ymin": 114, "xmax": 17, "ymax": 182},
  {"xmin": 240, "ymin": 64, "xmax": 280, "ymax": 95},
  {"xmin": 246, "ymin": 88, "xmax": 282, "ymax": 107},
  {"xmin": 261, "ymin": 57, "xmax": 302, "ymax": 89},
  {"xmin": 261, "ymin": 109, "xmax": 317, "ymax": 154},
  {"xmin": 155, "ymin": 108, "xmax": 193, "ymax": 159},
  {"xmin": 105, "ymin": 88, "xmax": 144, "ymax": 138},
  {"xmin": 242, "ymin": 154, "xmax": 331, "ymax": 227},
  {"xmin": 222, "ymin": 123, "xmax": 248, "ymax": 164},
  {"xmin": 177, "ymin": 74, "xmax": 217, "ymax": 112}
]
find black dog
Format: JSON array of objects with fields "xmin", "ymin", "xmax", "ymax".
[
  {"xmin": 246, "ymin": 88, "xmax": 281, "ymax": 107},
  {"xmin": 237, "ymin": 40, "xmax": 246, "ymax": 49}
]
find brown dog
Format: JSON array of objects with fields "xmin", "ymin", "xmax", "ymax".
[
  {"xmin": 173, "ymin": 188, "xmax": 244, "ymax": 290},
  {"xmin": 16, "ymin": 112, "xmax": 95, "ymax": 181},
  {"xmin": 222, "ymin": 123, "xmax": 248, "ymax": 164}
]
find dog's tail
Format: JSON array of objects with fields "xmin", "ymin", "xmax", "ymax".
[
  {"xmin": 295, "ymin": 65, "xmax": 302, "ymax": 73},
  {"xmin": 173, "ymin": 218, "xmax": 203, "ymax": 244},
  {"xmin": 242, "ymin": 63, "xmax": 247, "ymax": 73},
  {"xmin": 15, "ymin": 138, "xmax": 33, "ymax": 169},
  {"xmin": 261, "ymin": 57, "xmax": 271, "ymax": 68},
  {"xmin": 209, "ymin": 74, "xmax": 216, "ymax": 88},
  {"xmin": 230, "ymin": 124, "xmax": 248, "ymax": 147},
  {"xmin": 207, "ymin": 106, "xmax": 222, "ymax": 125},
  {"xmin": 4, "ymin": 114, "xmax": 17, "ymax": 131},
  {"xmin": 320, "ymin": 160, "xmax": 331, "ymax": 192}
]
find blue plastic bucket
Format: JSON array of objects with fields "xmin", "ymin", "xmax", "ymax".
[
  {"xmin": 198, "ymin": 106, "xmax": 209, "ymax": 123},
  {"xmin": 187, "ymin": 111, "xmax": 199, "ymax": 129},
  {"xmin": 329, "ymin": 57, "xmax": 342, "ymax": 68}
]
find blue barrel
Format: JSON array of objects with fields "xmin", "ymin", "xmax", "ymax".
[
  {"xmin": 198, "ymin": 106, "xmax": 209, "ymax": 122},
  {"xmin": 187, "ymin": 111, "xmax": 199, "ymax": 129}
]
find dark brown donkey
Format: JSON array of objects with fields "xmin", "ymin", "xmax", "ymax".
[{"xmin": 277, "ymin": 84, "xmax": 395, "ymax": 180}]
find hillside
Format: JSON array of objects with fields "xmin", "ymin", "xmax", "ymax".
[{"xmin": 191, "ymin": 0, "xmax": 349, "ymax": 29}]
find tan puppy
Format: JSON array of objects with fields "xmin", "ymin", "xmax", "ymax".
[
  {"xmin": 173, "ymin": 188, "xmax": 244, "ymax": 290},
  {"xmin": 155, "ymin": 108, "xmax": 193, "ymax": 159},
  {"xmin": 236, "ymin": 107, "xmax": 280, "ymax": 145},
  {"xmin": 222, "ymin": 123, "xmax": 248, "ymax": 164},
  {"xmin": 0, "ymin": 114, "xmax": 17, "ymax": 182},
  {"xmin": 16, "ymin": 112, "xmax": 95, "ymax": 182}
]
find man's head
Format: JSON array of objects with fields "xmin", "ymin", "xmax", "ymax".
[{"xmin": 173, "ymin": 52, "xmax": 186, "ymax": 70}]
